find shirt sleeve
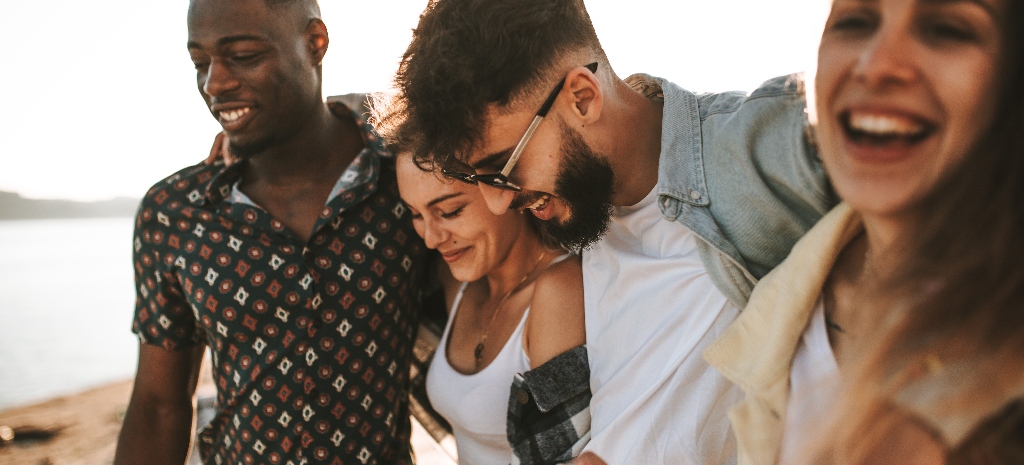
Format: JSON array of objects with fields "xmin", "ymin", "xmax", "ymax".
[
  {"xmin": 508, "ymin": 345, "xmax": 592, "ymax": 464},
  {"xmin": 699, "ymin": 75, "xmax": 839, "ymax": 280},
  {"xmin": 130, "ymin": 192, "xmax": 205, "ymax": 350}
]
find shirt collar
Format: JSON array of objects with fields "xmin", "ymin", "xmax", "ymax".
[{"xmin": 624, "ymin": 74, "xmax": 711, "ymax": 209}]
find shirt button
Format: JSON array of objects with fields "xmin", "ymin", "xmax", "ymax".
[
  {"xmin": 689, "ymin": 190, "xmax": 702, "ymax": 200},
  {"xmin": 516, "ymin": 388, "xmax": 530, "ymax": 405}
]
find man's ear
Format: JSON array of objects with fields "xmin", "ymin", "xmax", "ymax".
[
  {"xmin": 306, "ymin": 18, "xmax": 329, "ymax": 66},
  {"xmin": 564, "ymin": 65, "xmax": 603, "ymax": 125}
]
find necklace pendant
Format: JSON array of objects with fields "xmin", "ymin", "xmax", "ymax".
[{"xmin": 474, "ymin": 343, "xmax": 484, "ymax": 360}]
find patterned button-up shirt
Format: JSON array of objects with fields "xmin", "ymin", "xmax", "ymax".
[{"xmin": 132, "ymin": 100, "xmax": 427, "ymax": 465}]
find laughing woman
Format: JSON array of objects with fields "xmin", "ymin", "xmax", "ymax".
[
  {"xmin": 809, "ymin": 0, "xmax": 1024, "ymax": 462},
  {"xmin": 395, "ymin": 154, "xmax": 590, "ymax": 465},
  {"xmin": 704, "ymin": 0, "xmax": 1024, "ymax": 463}
]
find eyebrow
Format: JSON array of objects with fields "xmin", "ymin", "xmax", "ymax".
[
  {"xmin": 471, "ymin": 147, "xmax": 514, "ymax": 170},
  {"xmin": 924, "ymin": 0, "xmax": 1000, "ymax": 17},
  {"xmin": 427, "ymin": 192, "xmax": 464, "ymax": 208},
  {"xmin": 187, "ymin": 34, "xmax": 267, "ymax": 50}
]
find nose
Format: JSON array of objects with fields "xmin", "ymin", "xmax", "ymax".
[
  {"xmin": 854, "ymin": 22, "xmax": 918, "ymax": 88},
  {"xmin": 421, "ymin": 217, "xmax": 449, "ymax": 250},
  {"xmin": 479, "ymin": 184, "xmax": 515, "ymax": 215},
  {"xmin": 201, "ymin": 59, "xmax": 241, "ymax": 98}
]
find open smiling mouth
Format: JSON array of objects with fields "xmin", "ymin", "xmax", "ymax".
[
  {"xmin": 511, "ymin": 192, "xmax": 557, "ymax": 221},
  {"xmin": 526, "ymin": 194, "xmax": 550, "ymax": 211},
  {"xmin": 525, "ymin": 194, "xmax": 560, "ymax": 221},
  {"xmin": 842, "ymin": 111, "xmax": 935, "ymax": 145},
  {"xmin": 219, "ymin": 107, "xmax": 251, "ymax": 123}
]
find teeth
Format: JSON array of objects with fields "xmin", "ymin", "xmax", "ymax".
[
  {"xmin": 848, "ymin": 112, "xmax": 925, "ymax": 136},
  {"xmin": 526, "ymin": 194, "xmax": 550, "ymax": 211},
  {"xmin": 219, "ymin": 107, "xmax": 250, "ymax": 122}
]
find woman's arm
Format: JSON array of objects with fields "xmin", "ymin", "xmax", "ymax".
[{"xmin": 525, "ymin": 255, "xmax": 585, "ymax": 369}]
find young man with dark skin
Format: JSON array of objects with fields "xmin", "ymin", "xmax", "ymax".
[
  {"xmin": 114, "ymin": 1, "xmax": 427, "ymax": 464},
  {"xmin": 374, "ymin": 0, "xmax": 837, "ymax": 462}
]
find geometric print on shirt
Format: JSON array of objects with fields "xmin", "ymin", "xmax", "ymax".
[{"xmin": 132, "ymin": 101, "xmax": 428, "ymax": 465}]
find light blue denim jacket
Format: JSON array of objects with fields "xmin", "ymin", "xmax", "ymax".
[{"xmin": 633, "ymin": 74, "xmax": 837, "ymax": 308}]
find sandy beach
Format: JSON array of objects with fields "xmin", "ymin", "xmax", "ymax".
[
  {"xmin": 0, "ymin": 379, "xmax": 456, "ymax": 465},
  {"xmin": 0, "ymin": 379, "xmax": 133, "ymax": 465}
]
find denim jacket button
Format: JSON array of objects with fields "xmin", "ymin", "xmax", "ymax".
[
  {"xmin": 516, "ymin": 388, "xmax": 530, "ymax": 405},
  {"xmin": 689, "ymin": 190, "xmax": 702, "ymax": 200}
]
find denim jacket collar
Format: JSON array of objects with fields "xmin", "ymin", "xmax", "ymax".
[
  {"xmin": 622, "ymin": 73, "xmax": 834, "ymax": 309},
  {"xmin": 626, "ymin": 74, "xmax": 711, "ymax": 219}
]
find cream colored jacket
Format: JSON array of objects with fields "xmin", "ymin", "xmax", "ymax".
[{"xmin": 703, "ymin": 204, "xmax": 861, "ymax": 465}]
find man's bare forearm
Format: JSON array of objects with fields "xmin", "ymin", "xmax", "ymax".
[
  {"xmin": 114, "ymin": 344, "xmax": 205, "ymax": 465},
  {"xmin": 114, "ymin": 396, "xmax": 196, "ymax": 465}
]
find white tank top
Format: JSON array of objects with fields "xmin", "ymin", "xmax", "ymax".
[
  {"xmin": 426, "ymin": 281, "xmax": 531, "ymax": 465},
  {"xmin": 426, "ymin": 254, "xmax": 570, "ymax": 465},
  {"xmin": 779, "ymin": 298, "xmax": 840, "ymax": 464}
]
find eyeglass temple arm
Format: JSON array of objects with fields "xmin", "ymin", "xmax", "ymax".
[
  {"xmin": 502, "ymin": 115, "xmax": 544, "ymax": 177},
  {"xmin": 501, "ymin": 62, "xmax": 599, "ymax": 178}
]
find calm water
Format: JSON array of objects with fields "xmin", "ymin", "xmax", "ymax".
[{"xmin": 0, "ymin": 218, "xmax": 139, "ymax": 410}]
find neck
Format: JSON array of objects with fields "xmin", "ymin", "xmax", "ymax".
[
  {"xmin": 602, "ymin": 77, "xmax": 663, "ymax": 207},
  {"xmin": 242, "ymin": 102, "xmax": 363, "ymax": 185},
  {"xmin": 859, "ymin": 211, "xmax": 916, "ymax": 279},
  {"xmin": 483, "ymin": 230, "xmax": 553, "ymax": 301}
]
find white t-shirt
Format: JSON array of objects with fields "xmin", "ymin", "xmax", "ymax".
[
  {"xmin": 426, "ymin": 282, "xmax": 531, "ymax": 465},
  {"xmin": 582, "ymin": 187, "xmax": 742, "ymax": 464},
  {"xmin": 779, "ymin": 298, "xmax": 840, "ymax": 464}
]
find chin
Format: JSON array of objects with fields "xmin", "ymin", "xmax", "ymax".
[
  {"xmin": 837, "ymin": 181, "xmax": 928, "ymax": 220},
  {"xmin": 448, "ymin": 263, "xmax": 485, "ymax": 284},
  {"xmin": 228, "ymin": 134, "xmax": 276, "ymax": 157}
]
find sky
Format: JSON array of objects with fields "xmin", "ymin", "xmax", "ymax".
[{"xmin": 0, "ymin": 0, "xmax": 831, "ymax": 202}]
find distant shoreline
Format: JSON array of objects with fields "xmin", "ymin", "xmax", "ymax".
[{"xmin": 0, "ymin": 191, "xmax": 139, "ymax": 221}]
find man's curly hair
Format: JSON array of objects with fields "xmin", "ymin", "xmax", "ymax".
[{"xmin": 371, "ymin": 0, "xmax": 604, "ymax": 169}]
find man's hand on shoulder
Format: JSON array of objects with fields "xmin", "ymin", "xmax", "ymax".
[{"xmin": 204, "ymin": 132, "xmax": 239, "ymax": 166}]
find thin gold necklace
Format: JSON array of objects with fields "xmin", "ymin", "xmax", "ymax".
[{"xmin": 474, "ymin": 250, "xmax": 548, "ymax": 365}]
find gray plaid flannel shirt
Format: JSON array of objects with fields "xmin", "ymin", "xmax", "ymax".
[{"xmin": 508, "ymin": 345, "xmax": 592, "ymax": 464}]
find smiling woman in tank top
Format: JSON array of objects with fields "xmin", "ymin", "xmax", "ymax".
[{"xmin": 396, "ymin": 153, "xmax": 588, "ymax": 465}]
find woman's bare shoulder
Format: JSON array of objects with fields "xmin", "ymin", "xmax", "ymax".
[{"xmin": 526, "ymin": 255, "xmax": 585, "ymax": 368}]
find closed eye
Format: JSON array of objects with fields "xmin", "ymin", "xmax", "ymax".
[
  {"xmin": 830, "ymin": 9, "xmax": 877, "ymax": 35},
  {"xmin": 440, "ymin": 206, "xmax": 465, "ymax": 219},
  {"xmin": 920, "ymin": 18, "xmax": 977, "ymax": 42},
  {"xmin": 231, "ymin": 53, "xmax": 262, "ymax": 63}
]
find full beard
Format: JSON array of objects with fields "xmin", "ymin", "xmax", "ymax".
[{"xmin": 540, "ymin": 121, "xmax": 615, "ymax": 251}]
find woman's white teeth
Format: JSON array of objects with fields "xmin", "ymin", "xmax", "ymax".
[
  {"xmin": 848, "ymin": 112, "xmax": 925, "ymax": 136},
  {"xmin": 220, "ymin": 107, "xmax": 251, "ymax": 122},
  {"xmin": 527, "ymin": 194, "xmax": 551, "ymax": 211}
]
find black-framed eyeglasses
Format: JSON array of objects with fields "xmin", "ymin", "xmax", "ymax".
[{"xmin": 442, "ymin": 62, "xmax": 600, "ymax": 192}]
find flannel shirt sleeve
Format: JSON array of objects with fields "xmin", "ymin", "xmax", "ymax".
[{"xmin": 508, "ymin": 345, "xmax": 592, "ymax": 465}]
